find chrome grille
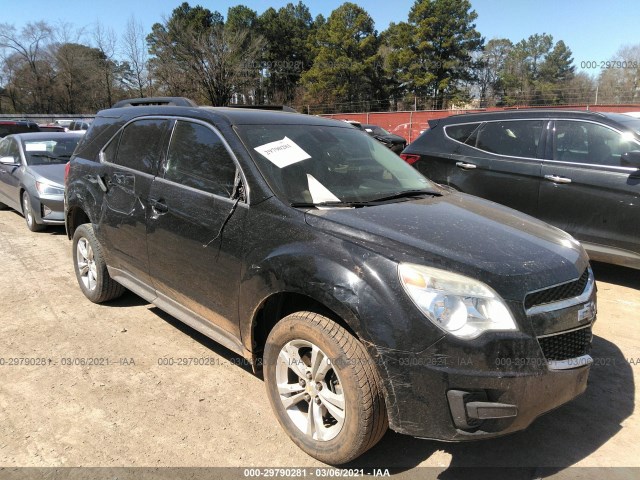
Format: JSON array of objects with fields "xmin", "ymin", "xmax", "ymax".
[{"xmin": 525, "ymin": 269, "xmax": 590, "ymax": 310}]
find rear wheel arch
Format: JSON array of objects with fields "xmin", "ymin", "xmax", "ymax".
[{"xmin": 66, "ymin": 206, "xmax": 91, "ymax": 239}]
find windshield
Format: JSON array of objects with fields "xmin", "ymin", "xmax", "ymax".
[
  {"xmin": 22, "ymin": 137, "xmax": 81, "ymax": 165},
  {"xmin": 237, "ymin": 124, "xmax": 436, "ymax": 205}
]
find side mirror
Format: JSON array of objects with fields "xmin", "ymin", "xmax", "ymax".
[
  {"xmin": 621, "ymin": 151, "xmax": 640, "ymax": 169},
  {"xmin": 0, "ymin": 156, "xmax": 18, "ymax": 166}
]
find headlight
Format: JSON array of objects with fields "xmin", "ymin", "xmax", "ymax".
[
  {"xmin": 399, "ymin": 263, "xmax": 517, "ymax": 340},
  {"xmin": 35, "ymin": 181, "xmax": 64, "ymax": 195}
]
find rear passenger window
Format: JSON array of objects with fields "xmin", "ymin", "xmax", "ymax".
[
  {"xmin": 446, "ymin": 123, "xmax": 481, "ymax": 144},
  {"xmin": 475, "ymin": 120, "xmax": 543, "ymax": 158},
  {"xmin": 113, "ymin": 119, "xmax": 171, "ymax": 174},
  {"xmin": 164, "ymin": 121, "xmax": 237, "ymax": 197}
]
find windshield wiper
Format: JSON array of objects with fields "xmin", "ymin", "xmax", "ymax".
[
  {"xmin": 363, "ymin": 189, "xmax": 443, "ymax": 203},
  {"xmin": 290, "ymin": 190, "xmax": 442, "ymax": 209},
  {"xmin": 290, "ymin": 201, "xmax": 370, "ymax": 208}
]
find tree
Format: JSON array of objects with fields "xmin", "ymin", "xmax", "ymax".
[
  {"xmin": 300, "ymin": 2, "xmax": 380, "ymax": 112},
  {"xmin": 147, "ymin": 2, "xmax": 264, "ymax": 106},
  {"xmin": 474, "ymin": 38, "xmax": 512, "ymax": 107},
  {"xmin": 597, "ymin": 44, "xmax": 640, "ymax": 104},
  {"xmin": 258, "ymin": 2, "xmax": 317, "ymax": 104},
  {"xmin": 122, "ymin": 16, "xmax": 151, "ymax": 98},
  {"xmin": 0, "ymin": 21, "xmax": 55, "ymax": 112},
  {"xmin": 383, "ymin": 0, "xmax": 483, "ymax": 109},
  {"xmin": 499, "ymin": 34, "xmax": 575, "ymax": 105}
]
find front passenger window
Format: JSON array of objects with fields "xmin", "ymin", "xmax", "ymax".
[
  {"xmin": 164, "ymin": 121, "xmax": 237, "ymax": 198},
  {"xmin": 555, "ymin": 120, "xmax": 640, "ymax": 167}
]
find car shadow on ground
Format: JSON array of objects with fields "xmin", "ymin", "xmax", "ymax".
[
  {"xmin": 107, "ymin": 266, "xmax": 634, "ymax": 478},
  {"xmin": 591, "ymin": 261, "xmax": 640, "ymax": 290}
]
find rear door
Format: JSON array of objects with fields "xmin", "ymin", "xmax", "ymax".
[
  {"xmin": 539, "ymin": 119, "xmax": 640, "ymax": 257},
  {"xmin": 146, "ymin": 119, "xmax": 247, "ymax": 337},
  {"xmin": 444, "ymin": 119, "xmax": 547, "ymax": 217},
  {"xmin": 97, "ymin": 117, "xmax": 172, "ymax": 288}
]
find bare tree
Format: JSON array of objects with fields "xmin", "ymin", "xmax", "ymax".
[
  {"xmin": 0, "ymin": 21, "xmax": 55, "ymax": 112},
  {"xmin": 122, "ymin": 16, "xmax": 150, "ymax": 98},
  {"xmin": 148, "ymin": 8, "xmax": 265, "ymax": 106},
  {"xmin": 93, "ymin": 21, "xmax": 118, "ymax": 107},
  {"xmin": 597, "ymin": 44, "xmax": 640, "ymax": 104}
]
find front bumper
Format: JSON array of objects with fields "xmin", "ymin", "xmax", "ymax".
[
  {"xmin": 379, "ymin": 288, "xmax": 596, "ymax": 440},
  {"xmin": 32, "ymin": 194, "xmax": 64, "ymax": 224}
]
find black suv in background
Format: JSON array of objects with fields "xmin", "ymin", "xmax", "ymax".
[
  {"xmin": 0, "ymin": 120, "xmax": 40, "ymax": 137},
  {"xmin": 65, "ymin": 98, "xmax": 596, "ymax": 464},
  {"xmin": 362, "ymin": 124, "xmax": 407, "ymax": 153},
  {"xmin": 401, "ymin": 110, "xmax": 640, "ymax": 269}
]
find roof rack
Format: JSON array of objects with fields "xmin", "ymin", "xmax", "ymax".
[
  {"xmin": 225, "ymin": 105, "xmax": 298, "ymax": 113},
  {"xmin": 112, "ymin": 97, "xmax": 198, "ymax": 108}
]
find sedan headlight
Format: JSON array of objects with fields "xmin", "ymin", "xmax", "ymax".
[
  {"xmin": 35, "ymin": 181, "xmax": 64, "ymax": 195},
  {"xmin": 399, "ymin": 263, "xmax": 517, "ymax": 340}
]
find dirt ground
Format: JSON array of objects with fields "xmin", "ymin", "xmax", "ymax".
[{"xmin": 0, "ymin": 208, "xmax": 638, "ymax": 478}]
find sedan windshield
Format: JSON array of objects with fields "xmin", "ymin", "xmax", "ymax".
[
  {"xmin": 237, "ymin": 124, "xmax": 437, "ymax": 205},
  {"xmin": 23, "ymin": 137, "xmax": 81, "ymax": 165}
]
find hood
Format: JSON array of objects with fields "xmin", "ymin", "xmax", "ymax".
[
  {"xmin": 28, "ymin": 164, "xmax": 66, "ymax": 187},
  {"xmin": 304, "ymin": 192, "xmax": 588, "ymax": 301}
]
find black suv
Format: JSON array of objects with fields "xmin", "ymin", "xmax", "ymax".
[
  {"xmin": 65, "ymin": 98, "xmax": 597, "ymax": 464},
  {"xmin": 401, "ymin": 110, "xmax": 640, "ymax": 269},
  {"xmin": 0, "ymin": 120, "xmax": 40, "ymax": 137}
]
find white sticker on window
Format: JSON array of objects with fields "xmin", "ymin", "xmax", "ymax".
[
  {"xmin": 307, "ymin": 174, "xmax": 340, "ymax": 203},
  {"xmin": 254, "ymin": 136, "xmax": 311, "ymax": 168},
  {"xmin": 25, "ymin": 143, "xmax": 49, "ymax": 152}
]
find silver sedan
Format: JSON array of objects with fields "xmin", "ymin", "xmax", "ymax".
[{"xmin": 0, "ymin": 132, "xmax": 84, "ymax": 231}]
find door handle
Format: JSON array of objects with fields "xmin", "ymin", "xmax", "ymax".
[
  {"xmin": 149, "ymin": 198, "xmax": 168, "ymax": 214},
  {"xmin": 544, "ymin": 174, "xmax": 572, "ymax": 184},
  {"xmin": 456, "ymin": 162, "xmax": 477, "ymax": 170}
]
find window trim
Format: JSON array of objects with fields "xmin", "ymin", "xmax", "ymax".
[
  {"xmin": 444, "ymin": 118, "xmax": 549, "ymax": 161},
  {"xmin": 161, "ymin": 118, "xmax": 247, "ymax": 203},
  {"xmin": 548, "ymin": 118, "xmax": 640, "ymax": 171},
  {"xmin": 99, "ymin": 116, "xmax": 172, "ymax": 177},
  {"xmin": 99, "ymin": 115, "xmax": 249, "ymax": 204}
]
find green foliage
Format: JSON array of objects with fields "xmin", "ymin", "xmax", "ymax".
[
  {"xmin": 383, "ymin": 0, "xmax": 483, "ymax": 109},
  {"xmin": 500, "ymin": 34, "xmax": 575, "ymax": 105},
  {"xmin": 300, "ymin": 2, "xmax": 381, "ymax": 112},
  {"xmin": 257, "ymin": 2, "xmax": 317, "ymax": 103}
]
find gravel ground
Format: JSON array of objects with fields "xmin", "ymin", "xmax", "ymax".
[{"xmin": 0, "ymin": 208, "xmax": 638, "ymax": 479}]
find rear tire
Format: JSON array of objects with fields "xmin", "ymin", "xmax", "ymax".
[
  {"xmin": 72, "ymin": 223, "xmax": 125, "ymax": 303},
  {"xmin": 22, "ymin": 191, "xmax": 44, "ymax": 232},
  {"xmin": 264, "ymin": 311, "xmax": 388, "ymax": 464},
  {"xmin": 0, "ymin": 201, "xmax": 8, "ymax": 210}
]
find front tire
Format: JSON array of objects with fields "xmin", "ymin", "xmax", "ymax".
[
  {"xmin": 22, "ymin": 191, "xmax": 44, "ymax": 232},
  {"xmin": 264, "ymin": 312, "xmax": 388, "ymax": 464},
  {"xmin": 72, "ymin": 223, "xmax": 125, "ymax": 303}
]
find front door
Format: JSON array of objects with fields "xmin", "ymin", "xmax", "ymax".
[
  {"xmin": 146, "ymin": 119, "xmax": 247, "ymax": 337},
  {"xmin": 539, "ymin": 119, "xmax": 640, "ymax": 256}
]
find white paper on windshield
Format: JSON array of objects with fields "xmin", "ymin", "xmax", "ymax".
[
  {"xmin": 254, "ymin": 137, "xmax": 311, "ymax": 168},
  {"xmin": 25, "ymin": 143, "xmax": 49, "ymax": 152},
  {"xmin": 307, "ymin": 174, "xmax": 340, "ymax": 203}
]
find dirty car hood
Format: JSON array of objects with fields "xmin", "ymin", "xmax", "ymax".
[{"xmin": 304, "ymin": 192, "xmax": 588, "ymax": 301}]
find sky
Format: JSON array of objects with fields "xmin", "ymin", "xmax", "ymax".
[{"xmin": 0, "ymin": 0, "xmax": 637, "ymax": 73}]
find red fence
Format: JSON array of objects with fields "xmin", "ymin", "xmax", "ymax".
[{"xmin": 321, "ymin": 104, "xmax": 640, "ymax": 144}]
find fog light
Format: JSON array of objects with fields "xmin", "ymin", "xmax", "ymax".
[{"xmin": 42, "ymin": 205, "xmax": 52, "ymax": 217}]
